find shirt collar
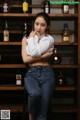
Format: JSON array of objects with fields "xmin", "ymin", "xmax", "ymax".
[{"xmin": 35, "ymin": 34, "xmax": 45, "ymax": 40}]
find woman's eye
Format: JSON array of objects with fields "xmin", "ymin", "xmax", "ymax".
[
  {"xmin": 35, "ymin": 23, "xmax": 39, "ymax": 26},
  {"xmin": 35, "ymin": 23, "xmax": 46, "ymax": 27},
  {"xmin": 41, "ymin": 24, "xmax": 45, "ymax": 27}
]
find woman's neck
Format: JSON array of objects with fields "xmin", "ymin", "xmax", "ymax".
[{"xmin": 36, "ymin": 33, "xmax": 45, "ymax": 40}]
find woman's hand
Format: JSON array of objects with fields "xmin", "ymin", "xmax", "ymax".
[
  {"xmin": 22, "ymin": 36, "xmax": 28, "ymax": 45},
  {"xmin": 41, "ymin": 51, "xmax": 53, "ymax": 59},
  {"xmin": 40, "ymin": 51, "xmax": 53, "ymax": 62},
  {"xmin": 29, "ymin": 31, "xmax": 35, "ymax": 38}
]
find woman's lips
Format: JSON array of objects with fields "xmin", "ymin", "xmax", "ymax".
[{"xmin": 37, "ymin": 31, "xmax": 41, "ymax": 34}]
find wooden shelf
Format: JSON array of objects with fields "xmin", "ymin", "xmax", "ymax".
[
  {"xmin": 51, "ymin": 105, "xmax": 77, "ymax": 113},
  {"xmin": 0, "ymin": 42, "xmax": 21, "ymax": 45},
  {"xmin": 51, "ymin": 30, "xmax": 75, "ymax": 34},
  {"xmin": 0, "ymin": 13, "xmax": 36, "ymax": 17},
  {"xmin": 0, "ymin": 13, "xmax": 78, "ymax": 17},
  {"xmin": 0, "ymin": 41, "xmax": 77, "ymax": 46},
  {"xmin": 0, "ymin": 30, "xmax": 22, "ymax": 34},
  {"xmin": 0, "ymin": 104, "xmax": 77, "ymax": 113},
  {"xmin": 0, "ymin": 64, "xmax": 78, "ymax": 68},
  {"xmin": 31, "ymin": 4, "xmax": 76, "ymax": 8},
  {"xmin": 0, "ymin": 85, "xmax": 24, "ymax": 91},
  {"xmin": 0, "ymin": 64, "xmax": 25, "ymax": 68},
  {"xmin": 0, "ymin": 30, "xmax": 76, "ymax": 34},
  {"xmin": 0, "ymin": 4, "xmax": 76, "ymax": 8},
  {"xmin": 51, "ymin": 64, "xmax": 78, "ymax": 68},
  {"xmin": 0, "ymin": 85, "xmax": 76, "ymax": 91},
  {"xmin": 0, "ymin": 104, "xmax": 23, "ymax": 113},
  {"xmin": 54, "ymin": 42, "xmax": 77, "ymax": 45},
  {"xmin": 56, "ymin": 86, "xmax": 77, "ymax": 91}
]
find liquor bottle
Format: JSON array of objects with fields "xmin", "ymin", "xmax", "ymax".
[
  {"xmin": 49, "ymin": 48, "xmax": 61, "ymax": 64},
  {"xmin": 3, "ymin": 0, "xmax": 9, "ymax": 13},
  {"xmin": 56, "ymin": 71, "xmax": 66, "ymax": 86},
  {"xmin": 22, "ymin": 0, "xmax": 28, "ymax": 13},
  {"xmin": 63, "ymin": 0, "xmax": 69, "ymax": 14},
  {"xmin": 23, "ymin": 22, "xmax": 28, "ymax": 37},
  {"xmin": 44, "ymin": 0, "xmax": 50, "ymax": 14},
  {"xmin": 16, "ymin": 69, "xmax": 22, "ymax": 85},
  {"xmin": 62, "ymin": 23, "xmax": 70, "ymax": 42},
  {"xmin": 3, "ymin": 20, "xmax": 9, "ymax": 42}
]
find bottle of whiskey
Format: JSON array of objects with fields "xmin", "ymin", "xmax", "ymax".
[
  {"xmin": 49, "ymin": 48, "xmax": 61, "ymax": 64},
  {"xmin": 23, "ymin": 22, "xmax": 28, "ymax": 37},
  {"xmin": 44, "ymin": 0, "xmax": 50, "ymax": 14},
  {"xmin": 3, "ymin": 20, "xmax": 9, "ymax": 42},
  {"xmin": 62, "ymin": 23, "xmax": 70, "ymax": 42},
  {"xmin": 16, "ymin": 69, "xmax": 22, "ymax": 86},
  {"xmin": 22, "ymin": 0, "xmax": 28, "ymax": 13},
  {"xmin": 3, "ymin": 0, "xmax": 9, "ymax": 13},
  {"xmin": 63, "ymin": 0, "xmax": 69, "ymax": 14},
  {"xmin": 56, "ymin": 71, "xmax": 66, "ymax": 86}
]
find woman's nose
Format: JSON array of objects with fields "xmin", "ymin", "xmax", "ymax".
[{"xmin": 38, "ymin": 25, "xmax": 41, "ymax": 30}]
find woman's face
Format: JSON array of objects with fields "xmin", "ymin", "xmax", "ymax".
[{"xmin": 34, "ymin": 16, "xmax": 47, "ymax": 36}]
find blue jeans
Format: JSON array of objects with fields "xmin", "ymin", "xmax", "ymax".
[{"xmin": 24, "ymin": 66, "xmax": 55, "ymax": 120}]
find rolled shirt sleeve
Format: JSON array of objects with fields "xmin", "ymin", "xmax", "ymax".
[{"xmin": 26, "ymin": 35, "xmax": 54, "ymax": 57}]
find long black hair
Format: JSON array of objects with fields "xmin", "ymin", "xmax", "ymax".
[{"xmin": 34, "ymin": 12, "xmax": 50, "ymax": 27}]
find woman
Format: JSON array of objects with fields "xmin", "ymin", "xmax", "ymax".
[{"xmin": 21, "ymin": 12, "xmax": 55, "ymax": 120}]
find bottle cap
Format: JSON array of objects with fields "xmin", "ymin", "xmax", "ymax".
[{"xmin": 64, "ymin": 23, "xmax": 68, "ymax": 28}]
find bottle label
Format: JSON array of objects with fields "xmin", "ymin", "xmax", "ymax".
[
  {"xmin": 63, "ymin": 36, "xmax": 70, "ymax": 42},
  {"xmin": 16, "ymin": 80, "xmax": 22, "ymax": 85},
  {"xmin": 63, "ymin": 5, "xmax": 69, "ymax": 13},
  {"xmin": 23, "ymin": 2, "xmax": 28, "ymax": 12},
  {"xmin": 45, "ymin": 7, "xmax": 49, "ymax": 13},
  {"xmin": 59, "ymin": 78, "xmax": 63, "ymax": 84},
  {"xmin": 4, "ymin": 30, "xmax": 9, "ymax": 41},
  {"xmin": 16, "ymin": 74, "xmax": 22, "ymax": 85},
  {"xmin": 3, "ymin": 3, "xmax": 8, "ymax": 13},
  {"xmin": 54, "ymin": 56, "xmax": 58, "ymax": 61}
]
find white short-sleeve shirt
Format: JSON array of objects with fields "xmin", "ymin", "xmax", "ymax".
[{"xmin": 26, "ymin": 34, "xmax": 54, "ymax": 57}]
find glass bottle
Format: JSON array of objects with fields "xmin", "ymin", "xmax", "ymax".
[
  {"xmin": 3, "ymin": 20, "xmax": 9, "ymax": 42},
  {"xmin": 49, "ymin": 48, "xmax": 61, "ymax": 64},
  {"xmin": 63, "ymin": 0, "xmax": 69, "ymax": 14},
  {"xmin": 16, "ymin": 69, "xmax": 22, "ymax": 85},
  {"xmin": 56, "ymin": 71, "xmax": 65, "ymax": 86},
  {"xmin": 22, "ymin": 0, "xmax": 28, "ymax": 13},
  {"xmin": 3, "ymin": 0, "xmax": 9, "ymax": 13},
  {"xmin": 44, "ymin": 0, "xmax": 50, "ymax": 14},
  {"xmin": 23, "ymin": 22, "xmax": 28, "ymax": 37},
  {"xmin": 62, "ymin": 23, "xmax": 70, "ymax": 42}
]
